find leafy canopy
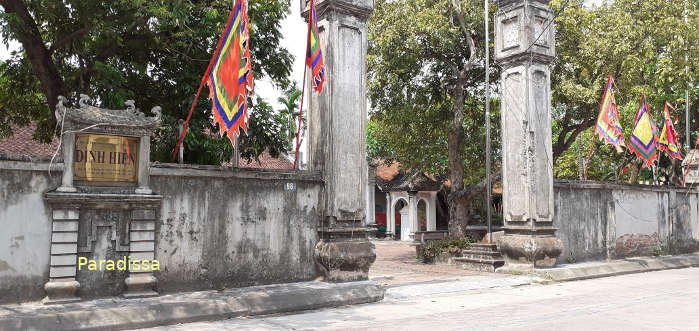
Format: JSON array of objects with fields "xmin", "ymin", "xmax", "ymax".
[{"xmin": 0, "ymin": 0, "xmax": 296, "ymax": 164}]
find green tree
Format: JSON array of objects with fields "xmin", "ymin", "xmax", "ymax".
[
  {"xmin": 550, "ymin": 0, "xmax": 698, "ymax": 183},
  {"xmin": 0, "ymin": 0, "xmax": 294, "ymax": 163},
  {"xmin": 368, "ymin": 0, "xmax": 500, "ymax": 237}
]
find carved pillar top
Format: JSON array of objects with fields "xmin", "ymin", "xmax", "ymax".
[
  {"xmin": 300, "ymin": 0, "xmax": 374, "ymax": 21},
  {"xmin": 493, "ymin": 0, "xmax": 555, "ymax": 66}
]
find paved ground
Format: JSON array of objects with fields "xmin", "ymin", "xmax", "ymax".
[
  {"xmin": 140, "ymin": 267, "xmax": 699, "ymax": 331},
  {"xmin": 369, "ymin": 240, "xmax": 509, "ymax": 286}
]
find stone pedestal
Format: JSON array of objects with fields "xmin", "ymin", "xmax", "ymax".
[
  {"xmin": 302, "ymin": 0, "xmax": 376, "ymax": 281},
  {"xmin": 494, "ymin": 0, "xmax": 562, "ymax": 269}
]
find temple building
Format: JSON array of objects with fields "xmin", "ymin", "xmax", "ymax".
[{"xmin": 368, "ymin": 163, "xmax": 445, "ymax": 240}]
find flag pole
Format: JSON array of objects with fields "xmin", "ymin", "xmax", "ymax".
[
  {"xmin": 685, "ymin": 0, "xmax": 691, "ymax": 152},
  {"xmin": 293, "ymin": 0, "xmax": 314, "ymax": 170},
  {"xmin": 484, "ymin": 0, "xmax": 492, "ymax": 244}
]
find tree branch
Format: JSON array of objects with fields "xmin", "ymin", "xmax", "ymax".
[{"xmin": 0, "ymin": 0, "xmax": 65, "ymax": 113}]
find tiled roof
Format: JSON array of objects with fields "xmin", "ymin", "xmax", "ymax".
[
  {"xmin": 222, "ymin": 151, "xmax": 294, "ymax": 170},
  {"xmin": 376, "ymin": 162, "xmax": 400, "ymax": 181},
  {"xmin": 0, "ymin": 124, "xmax": 59, "ymax": 158}
]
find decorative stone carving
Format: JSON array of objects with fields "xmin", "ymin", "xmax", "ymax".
[
  {"xmin": 493, "ymin": 0, "xmax": 562, "ymax": 269},
  {"xmin": 44, "ymin": 94, "xmax": 163, "ymax": 303},
  {"xmin": 302, "ymin": 0, "xmax": 376, "ymax": 281}
]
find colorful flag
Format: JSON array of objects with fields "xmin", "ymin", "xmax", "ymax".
[
  {"xmin": 628, "ymin": 94, "xmax": 659, "ymax": 168},
  {"xmin": 657, "ymin": 101, "xmax": 682, "ymax": 160},
  {"xmin": 594, "ymin": 73, "xmax": 625, "ymax": 152},
  {"xmin": 207, "ymin": 0, "xmax": 254, "ymax": 146},
  {"xmin": 306, "ymin": 0, "xmax": 326, "ymax": 93}
]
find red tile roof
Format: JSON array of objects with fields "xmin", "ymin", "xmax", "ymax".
[
  {"xmin": 0, "ymin": 124, "xmax": 59, "ymax": 158},
  {"xmin": 234, "ymin": 151, "xmax": 294, "ymax": 170}
]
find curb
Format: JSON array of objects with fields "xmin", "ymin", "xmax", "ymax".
[
  {"xmin": 0, "ymin": 281, "xmax": 384, "ymax": 331},
  {"xmin": 540, "ymin": 253, "xmax": 699, "ymax": 282}
]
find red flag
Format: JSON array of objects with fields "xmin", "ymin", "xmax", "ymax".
[{"xmin": 306, "ymin": 0, "xmax": 326, "ymax": 93}]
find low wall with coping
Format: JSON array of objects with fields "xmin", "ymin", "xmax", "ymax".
[
  {"xmin": 0, "ymin": 159, "xmax": 322, "ymax": 304},
  {"xmin": 554, "ymin": 180, "xmax": 699, "ymax": 263}
]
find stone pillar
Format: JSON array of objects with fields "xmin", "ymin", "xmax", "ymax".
[
  {"xmin": 123, "ymin": 209, "xmax": 158, "ymax": 298},
  {"xmin": 494, "ymin": 0, "xmax": 562, "ymax": 269},
  {"xmin": 135, "ymin": 136, "xmax": 152, "ymax": 195},
  {"xmin": 366, "ymin": 164, "xmax": 376, "ymax": 226},
  {"xmin": 44, "ymin": 209, "xmax": 81, "ymax": 304},
  {"xmin": 408, "ymin": 191, "xmax": 418, "ymax": 239},
  {"xmin": 303, "ymin": 0, "xmax": 376, "ymax": 282},
  {"xmin": 57, "ymin": 132, "xmax": 77, "ymax": 193},
  {"xmin": 427, "ymin": 192, "xmax": 437, "ymax": 231},
  {"xmin": 399, "ymin": 206, "xmax": 410, "ymax": 241},
  {"xmin": 386, "ymin": 193, "xmax": 393, "ymax": 237},
  {"xmin": 683, "ymin": 151, "xmax": 699, "ymax": 184}
]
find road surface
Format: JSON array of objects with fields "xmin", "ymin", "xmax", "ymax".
[{"xmin": 140, "ymin": 267, "xmax": 699, "ymax": 330}]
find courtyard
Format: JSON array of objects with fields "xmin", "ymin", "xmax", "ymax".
[{"xmin": 369, "ymin": 240, "xmax": 509, "ymax": 287}]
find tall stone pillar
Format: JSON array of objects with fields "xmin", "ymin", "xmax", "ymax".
[
  {"xmin": 408, "ymin": 191, "xmax": 419, "ymax": 238},
  {"xmin": 302, "ymin": 0, "xmax": 376, "ymax": 282},
  {"xmin": 494, "ymin": 0, "xmax": 562, "ymax": 269},
  {"xmin": 386, "ymin": 193, "xmax": 393, "ymax": 237},
  {"xmin": 366, "ymin": 164, "xmax": 377, "ymax": 226}
]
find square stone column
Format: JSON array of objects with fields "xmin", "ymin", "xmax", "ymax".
[
  {"xmin": 366, "ymin": 164, "xmax": 376, "ymax": 226},
  {"xmin": 56, "ymin": 132, "xmax": 77, "ymax": 193},
  {"xmin": 43, "ymin": 209, "xmax": 81, "ymax": 304},
  {"xmin": 303, "ymin": 0, "xmax": 376, "ymax": 282},
  {"xmin": 385, "ymin": 192, "xmax": 393, "ymax": 237},
  {"xmin": 494, "ymin": 0, "xmax": 562, "ymax": 269},
  {"xmin": 408, "ymin": 191, "xmax": 419, "ymax": 239},
  {"xmin": 135, "ymin": 136, "xmax": 153, "ymax": 195}
]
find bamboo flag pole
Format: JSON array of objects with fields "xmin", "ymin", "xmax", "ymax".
[{"xmin": 484, "ymin": 0, "xmax": 493, "ymax": 243}]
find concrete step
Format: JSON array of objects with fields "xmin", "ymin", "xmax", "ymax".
[
  {"xmin": 464, "ymin": 243, "xmax": 499, "ymax": 253},
  {"xmin": 460, "ymin": 250, "xmax": 502, "ymax": 260},
  {"xmin": 452, "ymin": 256, "xmax": 505, "ymax": 272}
]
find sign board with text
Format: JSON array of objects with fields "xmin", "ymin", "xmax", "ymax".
[{"xmin": 74, "ymin": 134, "xmax": 140, "ymax": 184}]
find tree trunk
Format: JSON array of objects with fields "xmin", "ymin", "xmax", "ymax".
[
  {"xmin": 0, "ymin": 0, "xmax": 65, "ymax": 114},
  {"xmin": 447, "ymin": 79, "xmax": 469, "ymax": 238}
]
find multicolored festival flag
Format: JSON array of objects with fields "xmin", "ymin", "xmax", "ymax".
[
  {"xmin": 206, "ymin": 0, "xmax": 254, "ymax": 145},
  {"xmin": 306, "ymin": 0, "xmax": 325, "ymax": 92},
  {"xmin": 657, "ymin": 101, "xmax": 682, "ymax": 160},
  {"xmin": 628, "ymin": 94, "xmax": 659, "ymax": 168},
  {"xmin": 594, "ymin": 73, "xmax": 625, "ymax": 152},
  {"xmin": 293, "ymin": 0, "xmax": 326, "ymax": 168},
  {"xmin": 171, "ymin": 0, "xmax": 254, "ymax": 162}
]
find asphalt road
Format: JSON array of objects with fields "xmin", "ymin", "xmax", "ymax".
[{"xmin": 140, "ymin": 267, "xmax": 699, "ymax": 331}]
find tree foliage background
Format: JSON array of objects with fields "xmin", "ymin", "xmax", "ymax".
[
  {"xmin": 551, "ymin": 0, "xmax": 698, "ymax": 183},
  {"xmin": 0, "ymin": 0, "xmax": 298, "ymax": 164},
  {"xmin": 367, "ymin": 0, "xmax": 500, "ymax": 236}
]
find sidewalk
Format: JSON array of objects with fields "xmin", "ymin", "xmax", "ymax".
[
  {"xmin": 536, "ymin": 252, "xmax": 699, "ymax": 281},
  {"xmin": 0, "ymin": 281, "xmax": 383, "ymax": 331}
]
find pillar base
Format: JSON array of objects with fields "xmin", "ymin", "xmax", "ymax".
[
  {"xmin": 43, "ymin": 280, "xmax": 80, "ymax": 304},
  {"xmin": 123, "ymin": 274, "xmax": 158, "ymax": 298},
  {"xmin": 314, "ymin": 240, "xmax": 376, "ymax": 282},
  {"xmin": 497, "ymin": 235, "xmax": 563, "ymax": 269}
]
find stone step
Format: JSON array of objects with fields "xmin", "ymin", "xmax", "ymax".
[
  {"xmin": 460, "ymin": 250, "xmax": 502, "ymax": 259},
  {"xmin": 464, "ymin": 243, "xmax": 499, "ymax": 253},
  {"xmin": 451, "ymin": 256, "xmax": 505, "ymax": 272}
]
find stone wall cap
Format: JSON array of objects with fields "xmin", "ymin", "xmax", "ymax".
[{"xmin": 56, "ymin": 95, "xmax": 162, "ymax": 131}]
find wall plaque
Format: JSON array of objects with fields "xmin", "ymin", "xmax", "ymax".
[{"xmin": 74, "ymin": 133, "xmax": 140, "ymax": 183}]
